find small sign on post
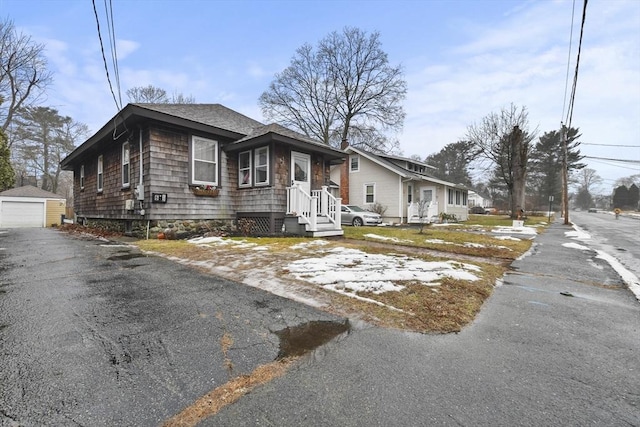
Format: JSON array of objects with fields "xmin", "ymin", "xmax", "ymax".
[{"xmin": 152, "ymin": 193, "xmax": 168, "ymax": 203}]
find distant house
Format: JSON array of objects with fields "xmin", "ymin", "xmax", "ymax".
[
  {"xmin": 331, "ymin": 146, "xmax": 469, "ymax": 224},
  {"xmin": 0, "ymin": 185, "xmax": 66, "ymax": 228},
  {"xmin": 468, "ymin": 190, "xmax": 492, "ymax": 208},
  {"xmin": 60, "ymin": 104, "xmax": 345, "ymax": 237}
]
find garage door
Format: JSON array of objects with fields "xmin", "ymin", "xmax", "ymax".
[{"xmin": 1, "ymin": 201, "xmax": 45, "ymax": 227}]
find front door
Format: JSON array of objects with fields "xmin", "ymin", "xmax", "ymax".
[
  {"xmin": 420, "ymin": 186, "xmax": 435, "ymax": 204},
  {"xmin": 291, "ymin": 151, "xmax": 311, "ymax": 195}
]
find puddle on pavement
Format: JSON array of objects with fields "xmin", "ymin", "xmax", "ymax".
[
  {"xmin": 107, "ymin": 253, "xmax": 147, "ymax": 261},
  {"xmin": 275, "ymin": 320, "xmax": 350, "ymax": 359}
]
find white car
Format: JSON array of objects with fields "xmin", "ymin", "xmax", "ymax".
[{"xmin": 340, "ymin": 205, "xmax": 383, "ymax": 226}]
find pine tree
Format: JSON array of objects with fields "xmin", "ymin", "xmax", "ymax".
[{"xmin": 0, "ymin": 127, "xmax": 15, "ymax": 191}]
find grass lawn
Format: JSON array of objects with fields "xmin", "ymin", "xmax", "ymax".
[
  {"xmin": 65, "ymin": 216, "xmax": 549, "ymax": 334},
  {"xmin": 131, "ymin": 216, "xmax": 548, "ymax": 334}
]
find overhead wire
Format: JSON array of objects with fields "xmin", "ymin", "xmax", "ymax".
[
  {"xmin": 92, "ymin": 0, "xmax": 127, "ymax": 140},
  {"xmin": 565, "ymin": 0, "xmax": 588, "ymax": 130},
  {"xmin": 561, "ymin": 0, "xmax": 576, "ymax": 123},
  {"xmin": 91, "ymin": 0, "xmax": 120, "ymax": 112},
  {"xmin": 104, "ymin": 0, "xmax": 123, "ymax": 109}
]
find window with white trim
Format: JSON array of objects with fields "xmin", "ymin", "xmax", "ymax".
[
  {"xmin": 239, "ymin": 150, "xmax": 252, "ymax": 187},
  {"xmin": 191, "ymin": 136, "xmax": 218, "ymax": 186},
  {"xmin": 80, "ymin": 165, "xmax": 85, "ymax": 189},
  {"xmin": 364, "ymin": 183, "xmax": 375, "ymax": 204},
  {"xmin": 254, "ymin": 146, "xmax": 269, "ymax": 185},
  {"xmin": 462, "ymin": 192, "xmax": 468, "ymax": 206},
  {"xmin": 448, "ymin": 188, "xmax": 454, "ymax": 205},
  {"xmin": 407, "ymin": 183, "xmax": 413, "ymax": 203},
  {"xmin": 350, "ymin": 155, "xmax": 360, "ymax": 172},
  {"xmin": 455, "ymin": 190, "xmax": 461, "ymax": 205},
  {"xmin": 97, "ymin": 155, "xmax": 103, "ymax": 192},
  {"xmin": 122, "ymin": 142, "xmax": 130, "ymax": 188}
]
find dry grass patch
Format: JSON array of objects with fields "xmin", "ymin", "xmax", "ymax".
[
  {"xmin": 162, "ymin": 358, "xmax": 296, "ymax": 427},
  {"xmin": 344, "ymin": 226, "xmax": 532, "ymax": 259},
  {"xmin": 134, "ymin": 235, "xmax": 509, "ymax": 334}
]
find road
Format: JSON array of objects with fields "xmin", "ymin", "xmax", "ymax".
[
  {"xmin": 1, "ymin": 223, "xmax": 639, "ymax": 426},
  {"xmin": 569, "ymin": 210, "xmax": 640, "ymax": 284}
]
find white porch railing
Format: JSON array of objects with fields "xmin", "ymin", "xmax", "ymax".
[
  {"xmin": 286, "ymin": 185, "xmax": 341, "ymax": 231},
  {"xmin": 408, "ymin": 201, "xmax": 439, "ymax": 223}
]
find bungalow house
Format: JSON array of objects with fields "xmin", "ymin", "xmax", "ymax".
[
  {"xmin": 331, "ymin": 146, "xmax": 469, "ymax": 224},
  {"xmin": 468, "ymin": 190, "xmax": 492, "ymax": 208},
  {"xmin": 60, "ymin": 104, "xmax": 345, "ymax": 237}
]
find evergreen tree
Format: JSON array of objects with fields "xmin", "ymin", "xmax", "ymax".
[
  {"xmin": 612, "ymin": 186, "xmax": 629, "ymax": 209},
  {"xmin": 0, "ymin": 127, "xmax": 14, "ymax": 191},
  {"xmin": 528, "ymin": 127, "xmax": 585, "ymax": 210},
  {"xmin": 575, "ymin": 188, "xmax": 593, "ymax": 210},
  {"xmin": 424, "ymin": 140, "xmax": 474, "ymax": 186},
  {"xmin": 627, "ymin": 184, "xmax": 639, "ymax": 210},
  {"xmin": 12, "ymin": 106, "xmax": 87, "ymax": 193}
]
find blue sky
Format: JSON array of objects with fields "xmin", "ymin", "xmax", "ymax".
[{"xmin": 2, "ymin": 0, "xmax": 639, "ymax": 191}]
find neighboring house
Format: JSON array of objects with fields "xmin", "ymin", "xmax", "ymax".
[
  {"xmin": 468, "ymin": 190, "xmax": 492, "ymax": 208},
  {"xmin": 60, "ymin": 104, "xmax": 345, "ymax": 237},
  {"xmin": 0, "ymin": 185, "xmax": 66, "ymax": 228},
  {"xmin": 331, "ymin": 146, "xmax": 469, "ymax": 223}
]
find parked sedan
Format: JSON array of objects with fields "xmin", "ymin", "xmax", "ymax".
[
  {"xmin": 469, "ymin": 206, "xmax": 486, "ymax": 214},
  {"xmin": 341, "ymin": 205, "xmax": 383, "ymax": 226}
]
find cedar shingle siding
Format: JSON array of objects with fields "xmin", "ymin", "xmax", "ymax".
[{"xmin": 61, "ymin": 104, "xmax": 345, "ymax": 235}]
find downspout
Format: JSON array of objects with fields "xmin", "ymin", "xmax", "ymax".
[
  {"xmin": 139, "ymin": 128, "xmax": 150, "ymax": 238},
  {"xmin": 400, "ymin": 177, "xmax": 412, "ymax": 224},
  {"xmin": 139, "ymin": 127, "xmax": 143, "ymax": 187}
]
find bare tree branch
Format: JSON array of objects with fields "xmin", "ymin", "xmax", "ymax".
[
  {"xmin": 0, "ymin": 18, "xmax": 53, "ymax": 138},
  {"xmin": 260, "ymin": 27, "xmax": 406, "ymax": 152}
]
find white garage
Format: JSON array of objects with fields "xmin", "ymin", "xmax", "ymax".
[{"xmin": 0, "ymin": 185, "xmax": 66, "ymax": 228}]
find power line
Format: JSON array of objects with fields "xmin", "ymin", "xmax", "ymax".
[
  {"xmin": 104, "ymin": 0, "xmax": 122, "ymax": 109},
  {"xmin": 581, "ymin": 143, "xmax": 640, "ymax": 148},
  {"xmin": 565, "ymin": 0, "xmax": 588, "ymax": 129},
  {"xmin": 91, "ymin": 0, "xmax": 121, "ymax": 111},
  {"xmin": 584, "ymin": 156, "xmax": 640, "ymax": 164},
  {"xmin": 561, "ymin": 0, "xmax": 576, "ymax": 122}
]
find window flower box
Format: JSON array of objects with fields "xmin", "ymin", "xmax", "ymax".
[{"xmin": 192, "ymin": 186, "xmax": 219, "ymax": 197}]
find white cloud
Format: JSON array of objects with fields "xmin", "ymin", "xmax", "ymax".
[{"xmin": 400, "ymin": 0, "xmax": 640, "ymax": 185}]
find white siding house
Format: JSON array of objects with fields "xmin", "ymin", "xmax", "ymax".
[{"xmin": 331, "ymin": 146, "xmax": 469, "ymax": 224}]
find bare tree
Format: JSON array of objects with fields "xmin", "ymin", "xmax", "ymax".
[
  {"xmin": 0, "ymin": 18, "xmax": 53, "ymax": 138},
  {"xmin": 466, "ymin": 104, "xmax": 536, "ymax": 218},
  {"xmin": 416, "ymin": 198, "xmax": 430, "ymax": 234},
  {"xmin": 260, "ymin": 27, "xmax": 406, "ymax": 151},
  {"xmin": 126, "ymin": 84, "xmax": 195, "ymax": 104},
  {"xmin": 574, "ymin": 167, "xmax": 602, "ymax": 194}
]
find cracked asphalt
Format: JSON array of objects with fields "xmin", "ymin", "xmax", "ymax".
[{"xmin": 0, "ymin": 228, "xmax": 342, "ymax": 426}]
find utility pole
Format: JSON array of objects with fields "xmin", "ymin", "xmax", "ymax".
[{"xmin": 561, "ymin": 123, "xmax": 570, "ymax": 225}]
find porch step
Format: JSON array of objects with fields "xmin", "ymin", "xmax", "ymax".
[{"xmin": 308, "ymin": 229, "xmax": 344, "ymax": 237}]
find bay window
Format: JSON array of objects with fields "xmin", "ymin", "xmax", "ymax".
[{"xmin": 254, "ymin": 147, "xmax": 269, "ymax": 185}]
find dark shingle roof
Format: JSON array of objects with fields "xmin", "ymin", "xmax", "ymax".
[
  {"xmin": 235, "ymin": 123, "xmax": 323, "ymax": 146},
  {"xmin": 0, "ymin": 185, "xmax": 65, "ymax": 199},
  {"xmin": 132, "ymin": 103, "xmax": 264, "ymax": 135}
]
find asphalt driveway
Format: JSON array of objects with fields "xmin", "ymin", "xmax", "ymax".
[{"xmin": 0, "ymin": 228, "xmax": 344, "ymax": 426}]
